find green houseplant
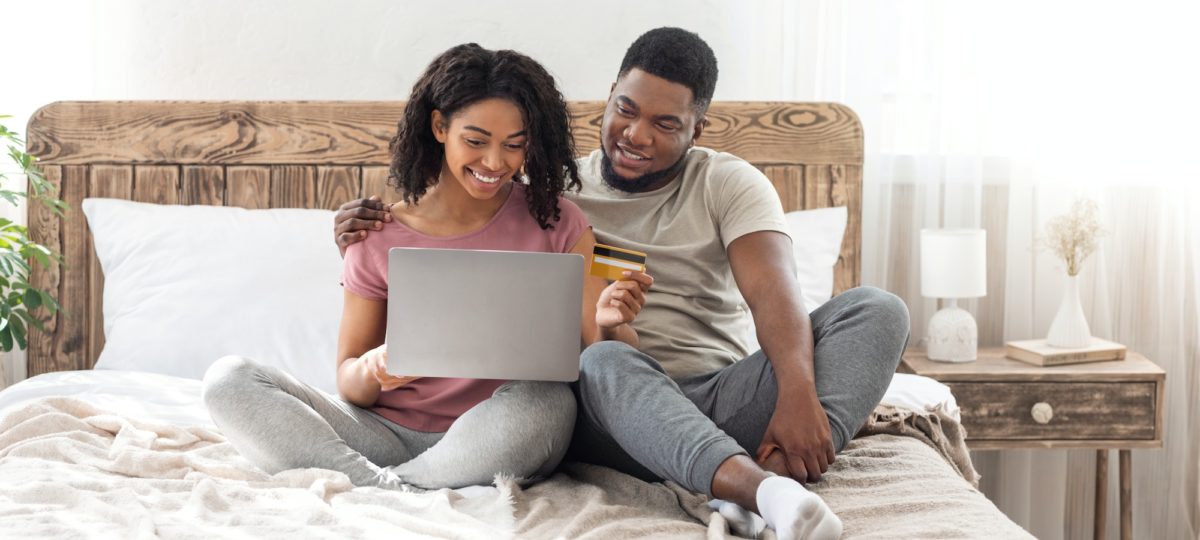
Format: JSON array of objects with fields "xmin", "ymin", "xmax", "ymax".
[{"xmin": 0, "ymin": 115, "xmax": 66, "ymax": 384}]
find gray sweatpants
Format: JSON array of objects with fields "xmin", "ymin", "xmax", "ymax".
[
  {"xmin": 202, "ymin": 356, "xmax": 575, "ymax": 490},
  {"xmin": 568, "ymin": 286, "xmax": 910, "ymax": 496}
]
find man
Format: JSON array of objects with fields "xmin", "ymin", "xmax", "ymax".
[{"xmin": 335, "ymin": 28, "xmax": 908, "ymax": 540}]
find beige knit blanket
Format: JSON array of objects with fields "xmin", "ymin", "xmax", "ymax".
[{"xmin": 0, "ymin": 397, "xmax": 1027, "ymax": 539}]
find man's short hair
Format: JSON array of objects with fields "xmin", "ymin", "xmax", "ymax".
[{"xmin": 618, "ymin": 27, "xmax": 719, "ymax": 113}]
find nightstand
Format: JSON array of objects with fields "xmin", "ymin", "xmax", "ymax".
[{"xmin": 901, "ymin": 348, "xmax": 1164, "ymax": 540}]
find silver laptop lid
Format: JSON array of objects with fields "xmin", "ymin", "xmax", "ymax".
[{"xmin": 385, "ymin": 248, "xmax": 583, "ymax": 382}]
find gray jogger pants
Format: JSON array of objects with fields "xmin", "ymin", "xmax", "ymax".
[
  {"xmin": 202, "ymin": 356, "xmax": 575, "ymax": 490},
  {"xmin": 568, "ymin": 286, "xmax": 910, "ymax": 495}
]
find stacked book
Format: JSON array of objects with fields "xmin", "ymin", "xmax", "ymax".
[{"xmin": 1005, "ymin": 338, "xmax": 1127, "ymax": 367}]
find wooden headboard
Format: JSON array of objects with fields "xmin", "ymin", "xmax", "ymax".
[{"xmin": 26, "ymin": 101, "xmax": 863, "ymax": 377}]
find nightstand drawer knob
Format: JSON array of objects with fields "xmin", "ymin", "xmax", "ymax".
[{"xmin": 1031, "ymin": 402, "xmax": 1054, "ymax": 424}]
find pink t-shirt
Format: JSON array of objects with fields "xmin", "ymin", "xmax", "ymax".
[{"xmin": 341, "ymin": 183, "xmax": 589, "ymax": 432}]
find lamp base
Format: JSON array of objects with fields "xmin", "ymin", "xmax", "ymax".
[{"xmin": 926, "ymin": 305, "xmax": 978, "ymax": 363}]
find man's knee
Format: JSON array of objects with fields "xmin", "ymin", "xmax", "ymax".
[
  {"xmin": 845, "ymin": 286, "xmax": 910, "ymax": 326},
  {"xmin": 844, "ymin": 286, "xmax": 910, "ymax": 350},
  {"xmin": 578, "ymin": 341, "xmax": 661, "ymax": 381}
]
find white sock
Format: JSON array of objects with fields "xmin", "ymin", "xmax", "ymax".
[
  {"xmin": 755, "ymin": 476, "xmax": 843, "ymax": 540},
  {"xmin": 708, "ymin": 498, "xmax": 767, "ymax": 538}
]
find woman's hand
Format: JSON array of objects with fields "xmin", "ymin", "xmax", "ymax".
[
  {"xmin": 596, "ymin": 271, "xmax": 654, "ymax": 329},
  {"xmin": 359, "ymin": 344, "xmax": 420, "ymax": 391}
]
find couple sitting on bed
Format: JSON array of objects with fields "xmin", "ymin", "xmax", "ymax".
[{"xmin": 203, "ymin": 27, "xmax": 909, "ymax": 540}]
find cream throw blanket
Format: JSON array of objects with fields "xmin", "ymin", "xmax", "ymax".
[{"xmin": 0, "ymin": 397, "xmax": 1027, "ymax": 539}]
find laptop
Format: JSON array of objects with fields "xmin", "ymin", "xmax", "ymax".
[{"xmin": 386, "ymin": 248, "xmax": 584, "ymax": 382}]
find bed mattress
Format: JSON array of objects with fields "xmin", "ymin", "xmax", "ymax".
[{"xmin": 0, "ymin": 370, "xmax": 1030, "ymax": 539}]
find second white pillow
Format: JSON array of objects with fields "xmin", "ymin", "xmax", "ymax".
[{"xmin": 83, "ymin": 199, "xmax": 344, "ymax": 394}]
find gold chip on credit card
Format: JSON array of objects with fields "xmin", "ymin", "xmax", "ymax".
[{"xmin": 590, "ymin": 243, "xmax": 647, "ymax": 281}]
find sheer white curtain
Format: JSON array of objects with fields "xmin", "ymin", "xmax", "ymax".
[{"xmin": 752, "ymin": 1, "xmax": 1200, "ymax": 538}]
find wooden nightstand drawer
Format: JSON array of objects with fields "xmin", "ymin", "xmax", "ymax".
[
  {"xmin": 946, "ymin": 381, "xmax": 1157, "ymax": 441},
  {"xmin": 902, "ymin": 348, "xmax": 1166, "ymax": 540}
]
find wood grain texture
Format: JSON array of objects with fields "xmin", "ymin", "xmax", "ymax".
[
  {"xmin": 569, "ymin": 101, "xmax": 863, "ymax": 164},
  {"xmin": 85, "ymin": 166, "xmax": 133, "ymax": 365},
  {"xmin": 133, "ymin": 165, "xmax": 179, "ymax": 204},
  {"xmin": 26, "ymin": 102, "xmax": 405, "ymax": 165},
  {"xmin": 28, "ymin": 101, "xmax": 862, "ymax": 165},
  {"xmin": 1096, "ymin": 450, "xmax": 1109, "ymax": 540},
  {"xmin": 360, "ymin": 166, "xmax": 391, "ymax": 201},
  {"xmin": 270, "ymin": 166, "xmax": 316, "ymax": 208},
  {"xmin": 903, "ymin": 349, "xmax": 1165, "ymax": 382},
  {"xmin": 761, "ymin": 165, "xmax": 804, "ymax": 212},
  {"xmin": 25, "ymin": 100, "xmax": 864, "ymax": 375},
  {"xmin": 830, "ymin": 165, "xmax": 861, "ymax": 294},
  {"xmin": 947, "ymin": 381, "xmax": 1156, "ymax": 441},
  {"xmin": 966, "ymin": 440, "xmax": 1164, "ymax": 450},
  {"xmin": 33, "ymin": 166, "xmax": 89, "ymax": 375},
  {"xmin": 902, "ymin": 348, "xmax": 1165, "ymax": 450},
  {"xmin": 315, "ymin": 166, "xmax": 359, "ymax": 211},
  {"xmin": 182, "ymin": 166, "xmax": 225, "ymax": 205},
  {"xmin": 26, "ymin": 166, "xmax": 62, "ymax": 375},
  {"xmin": 1120, "ymin": 449, "xmax": 1132, "ymax": 540},
  {"xmin": 227, "ymin": 166, "xmax": 270, "ymax": 209},
  {"xmin": 759, "ymin": 163, "xmax": 861, "ymax": 296}
]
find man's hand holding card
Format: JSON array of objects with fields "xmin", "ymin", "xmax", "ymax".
[{"xmin": 591, "ymin": 243, "xmax": 654, "ymax": 329}]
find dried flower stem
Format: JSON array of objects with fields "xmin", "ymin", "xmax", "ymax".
[{"xmin": 1041, "ymin": 198, "xmax": 1104, "ymax": 276}]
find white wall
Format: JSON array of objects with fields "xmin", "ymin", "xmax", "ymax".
[{"xmin": 5, "ymin": 0, "xmax": 819, "ymax": 133}]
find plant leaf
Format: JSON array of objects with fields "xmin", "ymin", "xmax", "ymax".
[
  {"xmin": 22, "ymin": 288, "xmax": 41, "ymax": 309},
  {"xmin": 41, "ymin": 291, "xmax": 61, "ymax": 314},
  {"xmin": 0, "ymin": 325, "xmax": 13, "ymax": 352},
  {"xmin": 15, "ymin": 309, "xmax": 46, "ymax": 332},
  {"xmin": 10, "ymin": 314, "xmax": 26, "ymax": 350}
]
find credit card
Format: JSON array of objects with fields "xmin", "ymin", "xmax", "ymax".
[{"xmin": 590, "ymin": 243, "xmax": 647, "ymax": 281}]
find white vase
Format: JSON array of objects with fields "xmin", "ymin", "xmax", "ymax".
[{"xmin": 1046, "ymin": 274, "xmax": 1092, "ymax": 348}]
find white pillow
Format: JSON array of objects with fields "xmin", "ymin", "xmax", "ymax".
[
  {"xmin": 83, "ymin": 199, "xmax": 343, "ymax": 394},
  {"xmin": 742, "ymin": 206, "xmax": 848, "ymax": 351},
  {"xmin": 786, "ymin": 206, "xmax": 848, "ymax": 313}
]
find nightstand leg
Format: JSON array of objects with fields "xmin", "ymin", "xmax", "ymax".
[
  {"xmin": 1095, "ymin": 450, "xmax": 1108, "ymax": 540},
  {"xmin": 1120, "ymin": 450, "xmax": 1132, "ymax": 540}
]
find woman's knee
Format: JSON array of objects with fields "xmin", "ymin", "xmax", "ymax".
[
  {"xmin": 502, "ymin": 380, "xmax": 576, "ymax": 431},
  {"xmin": 489, "ymin": 381, "xmax": 576, "ymax": 477},
  {"xmin": 201, "ymin": 355, "xmax": 260, "ymax": 407}
]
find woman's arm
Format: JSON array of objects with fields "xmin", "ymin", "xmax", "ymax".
[
  {"xmin": 568, "ymin": 229, "xmax": 651, "ymax": 348},
  {"xmin": 336, "ymin": 290, "xmax": 387, "ymax": 406}
]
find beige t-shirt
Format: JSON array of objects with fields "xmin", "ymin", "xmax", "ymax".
[{"xmin": 567, "ymin": 147, "xmax": 789, "ymax": 378}]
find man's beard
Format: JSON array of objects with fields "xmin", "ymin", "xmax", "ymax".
[{"xmin": 600, "ymin": 148, "xmax": 687, "ymax": 193}]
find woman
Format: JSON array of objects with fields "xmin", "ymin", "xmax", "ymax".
[{"xmin": 203, "ymin": 43, "xmax": 651, "ymax": 490}]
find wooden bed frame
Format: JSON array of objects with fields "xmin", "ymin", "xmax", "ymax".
[{"xmin": 25, "ymin": 101, "xmax": 863, "ymax": 377}]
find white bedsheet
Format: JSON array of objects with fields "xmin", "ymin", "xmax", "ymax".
[
  {"xmin": 0, "ymin": 369, "xmax": 212, "ymax": 427},
  {"xmin": 0, "ymin": 368, "xmax": 963, "ymax": 459},
  {"xmin": 0, "ymin": 369, "xmax": 958, "ymax": 427},
  {"xmin": 0, "ymin": 369, "xmax": 1011, "ymax": 539}
]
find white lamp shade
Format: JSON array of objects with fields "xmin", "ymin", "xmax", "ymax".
[{"xmin": 920, "ymin": 229, "xmax": 987, "ymax": 299}]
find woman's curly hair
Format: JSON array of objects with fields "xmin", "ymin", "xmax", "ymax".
[{"xmin": 388, "ymin": 43, "xmax": 580, "ymax": 229}]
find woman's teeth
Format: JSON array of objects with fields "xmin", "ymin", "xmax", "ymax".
[{"xmin": 471, "ymin": 169, "xmax": 501, "ymax": 184}]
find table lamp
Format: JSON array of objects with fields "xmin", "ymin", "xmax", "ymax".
[{"xmin": 920, "ymin": 229, "xmax": 987, "ymax": 362}]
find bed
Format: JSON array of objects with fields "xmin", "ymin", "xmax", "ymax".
[{"xmin": 0, "ymin": 101, "xmax": 1032, "ymax": 538}]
